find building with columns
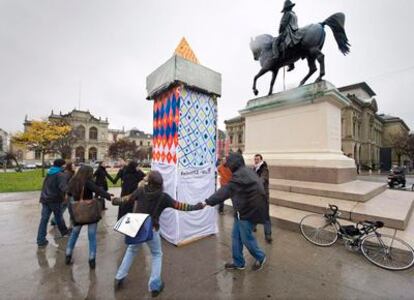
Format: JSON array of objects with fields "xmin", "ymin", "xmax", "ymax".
[{"xmin": 12, "ymin": 109, "xmax": 110, "ymax": 164}]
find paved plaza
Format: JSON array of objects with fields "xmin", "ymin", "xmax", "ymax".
[{"xmin": 0, "ymin": 188, "xmax": 413, "ymax": 300}]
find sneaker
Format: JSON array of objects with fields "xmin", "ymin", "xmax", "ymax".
[
  {"xmin": 65, "ymin": 255, "xmax": 72, "ymax": 265},
  {"xmin": 114, "ymin": 278, "xmax": 124, "ymax": 291},
  {"xmin": 265, "ymin": 235, "xmax": 273, "ymax": 244},
  {"xmin": 252, "ymin": 256, "xmax": 266, "ymax": 271},
  {"xmin": 151, "ymin": 282, "xmax": 164, "ymax": 298},
  {"xmin": 37, "ymin": 240, "xmax": 49, "ymax": 248},
  {"xmin": 89, "ymin": 258, "xmax": 96, "ymax": 269},
  {"xmin": 224, "ymin": 263, "xmax": 245, "ymax": 270}
]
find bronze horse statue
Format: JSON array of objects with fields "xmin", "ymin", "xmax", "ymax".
[{"xmin": 250, "ymin": 13, "xmax": 350, "ymax": 96}]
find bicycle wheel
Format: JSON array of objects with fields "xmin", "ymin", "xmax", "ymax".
[
  {"xmin": 300, "ymin": 214, "xmax": 338, "ymax": 246},
  {"xmin": 361, "ymin": 234, "xmax": 414, "ymax": 270}
]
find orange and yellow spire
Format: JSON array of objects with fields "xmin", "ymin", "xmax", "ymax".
[{"xmin": 174, "ymin": 37, "xmax": 200, "ymax": 64}]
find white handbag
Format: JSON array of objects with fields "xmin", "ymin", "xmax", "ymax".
[{"xmin": 113, "ymin": 213, "xmax": 150, "ymax": 237}]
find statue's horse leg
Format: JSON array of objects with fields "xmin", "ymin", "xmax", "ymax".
[
  {"xmin": 299, "ymin": 56, "xmax": 317, "ymax": 86},
  {"xmin": 314, "ymin": 50, "xmax": 325, "ymax": 82},
  {"xmin": 252, "ymin": 68, "xmax": 269, "ymax": 96},
  {"xmin": 268, "ymin": 69, "xmax": 279, "ymax": 96}
]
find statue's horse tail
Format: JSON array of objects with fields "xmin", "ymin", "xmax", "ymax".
[{"xmin": 321, "ymin": 13, "xmax": 351, "ymax": 55}]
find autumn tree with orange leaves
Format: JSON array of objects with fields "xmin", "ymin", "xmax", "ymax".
[{"xmin": 12, "ymin": 121, "xmax": 72, "ymax": 176}]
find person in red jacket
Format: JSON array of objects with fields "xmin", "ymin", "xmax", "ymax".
[{"xmin": 217, "ymin": 157, "xmax": 232, "ymax": 214}]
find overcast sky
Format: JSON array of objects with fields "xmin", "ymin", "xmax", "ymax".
[{"xmin": 1, "ymin": 0, "xmax": 414, "ymax": 135}]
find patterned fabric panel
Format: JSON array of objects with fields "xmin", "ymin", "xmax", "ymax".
[
  {"xmin": 152, "ymin": 86, "xmax": 180, "ymax": 165},
  {"xmin": 177, "ymin": 87, "xmax": 217, "ymax": 168}
]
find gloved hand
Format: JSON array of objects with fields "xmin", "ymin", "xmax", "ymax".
[
  {"xmin": 111, "ymin": 197, "xmax": 123, "ymax": 206},
  {"xmin": 194, "ymin": 202, "xmax": 206, "ymax": 210}
]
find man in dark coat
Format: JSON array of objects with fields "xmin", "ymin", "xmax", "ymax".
[
  {"xmin": 273, "ymin": 0, "xmax": 302, "ymax": 71},
  {"xmin": 204, "ymin": 153, "xmax": 267, "ymax": 271},
  {"xmin": 254, "ymin": 154, "xmax": 272, "ymax": 243},
  {"xmin": 36, "ymin": 158, "xmax": 70, "ymax": 247},
  {"xmin": 93, "ymin": 161, "xmax": 114, "ymax": 210}
]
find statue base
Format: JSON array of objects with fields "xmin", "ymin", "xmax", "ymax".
[{"xmin": 240, "ymin": 81, "xmax": 356, "ymax": 184}]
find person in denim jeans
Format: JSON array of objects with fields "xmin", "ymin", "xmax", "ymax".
[
  {"xmin": 204, "ymin": 153, "xmax": 267, "ymax": 271},
  {"xmin": 37, "ymin": 159, "xmax": 70, "ymax": 247},
  {"xmin": 114, "ymin": 171, "xmax": 204, "ymax": 297},
  {"xmin": 50, "ymin": 162, "xmax": 75, "ymax": 227},
  {"xmin": 65, "ymin": 165, "xmax": 112, "ymax": 269}
]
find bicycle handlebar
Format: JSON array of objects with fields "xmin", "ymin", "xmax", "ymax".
[{"xmin": 328, "ymin": 204, "xmax": 339, "ymax": 212}]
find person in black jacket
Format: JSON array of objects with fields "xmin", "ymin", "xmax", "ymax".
[
  {"xmin": 93, "ymin": 161, "xmax": 114, "ymax": 210},
  {"xmin": 50, "ymin": 162, "xmax": 75, "ymax": 226},
  {"xmin": 113, "ymin": 170, "xmax": 204, "ymax": 296},
  {"xmin": 113, "ymin": 160, "xmax": 146, "ymax": 220},
  {"xmin": 65, "ymin": 165, "xmax": 113, "ymax": 269},
  {"xmin": 36, "ymin": 159, "xmax": 70, "ymax": 247},
  {"xmin": 204, "ymin": 152, "xmax": 267, "ymax": 271},
  {"xmin": 253, "ymin": 154, "xmax": 272, "ymax": 244}
]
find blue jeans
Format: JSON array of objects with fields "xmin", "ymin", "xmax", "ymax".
[
  {"xmin": 66, "ymin": 223, "xmax": 97, "ymax": 260},
  {"xmin": 51, "ymin": 203, "xmax": 68, "ymax": 225},
  {"xmin": 115, "ymin": 230, "xmax": 163, "ymax": 292},
  {"xmin": 37, "ymin": 202, "xmax": 68, "ymax": 245},
  {"xmin": 232, "ymin": 217, "xmax": 266, "ymax": 267}
]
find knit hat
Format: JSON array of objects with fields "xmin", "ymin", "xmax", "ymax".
[{"xmin": 53, "ymin": 158, "xmax": 66, "ymax": 168}]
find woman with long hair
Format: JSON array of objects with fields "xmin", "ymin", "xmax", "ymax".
[
  {"xmin": 113, "ymin": 170, "xmax": 205, "ymax": 297},
  {"xmin": 112, "ymin": 160, "xmax": 145, "ymax": 220},
  {"xmin": 65, "ymin": 165, "xmax": 112, "ymax": 269}
]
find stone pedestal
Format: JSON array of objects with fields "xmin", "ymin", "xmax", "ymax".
[
  {"xmin": 146, "ymin": 41, "xmax": 221, "ymax": 245},
  {"xmin": 240, "ymin": 81, "xmax": 356, "ymax": 184}
]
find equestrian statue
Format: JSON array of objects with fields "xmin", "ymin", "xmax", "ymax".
[{"xmin": 250, "ymin": 0, "xmax": 350, "ymax": 96}]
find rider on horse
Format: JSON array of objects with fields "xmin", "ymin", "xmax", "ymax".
[{"xmin": 273, "ymin": 0, "xmax": 303, "ymax": 72}]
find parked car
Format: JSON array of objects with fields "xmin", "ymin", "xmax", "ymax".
[
  {"xmin": 23, "ymin": 163, "xmax": 37, "ymax": 169},
  {"xmin": 387, "ymin": 167, "xmax": 406, "ymax": 189}
]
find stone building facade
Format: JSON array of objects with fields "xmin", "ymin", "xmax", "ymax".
[
  {"xmin": 224, "ymin": 116, "xmax": 245, "ymax": 154},
  {"xmin": 224, "ymin": 82, "xmax": 411, "ymax": 170},
  {"xmin": 12, "ymin": 110, "xmax": 110, "ymax": 164},
  {"xmin": 0, "ymin": 128, "xmax": 8, "ymax": 154}
]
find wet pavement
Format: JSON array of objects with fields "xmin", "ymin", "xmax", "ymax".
[{"xmin": 1, "ymin": 189, "xmax": 414, "ymax": 300}]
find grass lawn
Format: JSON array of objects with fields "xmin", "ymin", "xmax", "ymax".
[{"xmin": 0, "ymin": 169, "xmax": 153, "ymax": 193}]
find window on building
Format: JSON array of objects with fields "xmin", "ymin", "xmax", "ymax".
[
  {"xmin": 76, "ymin": 125, "xmax": 86, "ymax": 139},
  {"xmin": 75, "ymin": 146, "xmax": 85, "ymax": 163},
  {"xmin": 0, "ymin": 136, "xmax": 3, "ymax": 152},
  {"xmin": 147, "ymin": 141, "xmax": 151, "ymax": 146},
  {"xmin": 238, "ymin": 134, "xmax": 243, "ymax": 144},
  {"xmin": 17, "ymin": 150, "xmax": 23, "ymax": 161},
  {"xmin": 230, "ymin": 135, "xmax": 233, "ymax": 144},
  {"xmin": 140, "ymin": 140, "xmax": 143, "ymax": 146},
  {"xmin": 35, "ymin": 149, "xmax": 41, "ymax": 160},
  {"xmin": 88, "ymin": 147, "xmax": 97, "ymax": 161},
  {"xmin": 89, "ymin": 127, "xmax": 98, "ymax": 140}
]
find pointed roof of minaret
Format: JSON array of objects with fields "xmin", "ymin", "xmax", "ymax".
[{"xmin": 174, "ymin": 37, "xmax": 200, "ymax": 64}]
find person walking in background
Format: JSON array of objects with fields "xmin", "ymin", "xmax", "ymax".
[
  {"xmin": 203, "ymin": 152, "xmax": 267, "ymax": 271},
  {"xmin": 93, "ymin": 161, "xmax": 114, "ymax": 211},
  {"xmin": 217, "ymin": 157, "xmax": 232, "ymax": 215},
  {"xmin": 112, "ymin": 160, "xmax": 146, "ymax": 220},
  {"xmin": 113, "ymin": 170, "xmax": 204, "ymax": 297},
  {"xmin": 50, "ymin": 161, "xmax": 76, "ymax": 227},
  {"xmin": 112, "ymin": 158, "xmax": 126, "ymax": 187},
  {"xmin": 36, "ymin": 159, "xmax": 70, "ymax": 248},
  {"xmin": 253, "ymin": 154, "xmax": 272, "ymax": 244},
  {"xmin": 65, "ymin": 165, "xmax": 113, "ymax": 269}
]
